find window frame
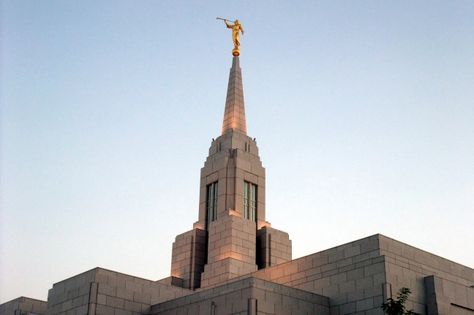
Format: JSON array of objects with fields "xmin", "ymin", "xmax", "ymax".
[
  {"xmin": 243, "ymin": 181, "xmax": 257, "ymax": 222},
  {"xmin": 206, "ymin": 181, "xmax": 218, "ymax": 227}
]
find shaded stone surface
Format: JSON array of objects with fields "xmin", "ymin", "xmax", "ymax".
[
  {"xmin": 0, "ymin": 297, "xmax": 47, "ymax": 315},
  {"xmin": 150, "ymin": 277, "xmax": 330, "ymax": 315}
]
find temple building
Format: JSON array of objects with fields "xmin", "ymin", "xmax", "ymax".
[{"xmin": 1, "ymin": 55, "xmax": 473, "ymax": 315}]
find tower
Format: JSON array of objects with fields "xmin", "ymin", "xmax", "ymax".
[{"xmin": 170, "ymin": 56, "xmax": 292, "ymax": 290}]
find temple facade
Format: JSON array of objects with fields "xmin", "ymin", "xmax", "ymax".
[{"xmin": 1, "ymin": 56, "xmax": 473, "ymax": 315}]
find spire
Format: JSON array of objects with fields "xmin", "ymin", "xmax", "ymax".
[{"xmin": 222, "ymin": 56, "xmax": 247, "ymax": 135}]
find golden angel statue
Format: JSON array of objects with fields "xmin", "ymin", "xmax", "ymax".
[{"xmin": 217, "ymin": 18, "xmax": 244, "ymax": 56}]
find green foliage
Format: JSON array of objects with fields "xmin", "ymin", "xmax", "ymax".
[{"xmin": 381, "ymin": 287, "xmax": 415, "ymax": 315}]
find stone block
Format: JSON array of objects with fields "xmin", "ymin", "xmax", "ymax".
[
  {"xmin": 364, "ymin": 262, "xmax": 385, "ymax": 277},
  {"xmin": 133, "ymin": 292, "xmax": 151, "ymax": 304},
  {"xmin": 106, "ymin": 296, "xmax": 124, "ymax": 309},
  {"xmin": 123, "ymin": 301, "xmax": 142, "ymax": 313},
  {"xmin": 116, "ymin": 287, "xmax": 134, "ymax": 301},
  {"xmin": 347, "ymin": 268, "xmax": 364, "ymax": 281},
  {"xmin": 96, "ymin": 294, "xmax": 106, "ymax": 306},
  {"xmin": 356, "ymin": 297, "xmax": 374, "ymax": 311},
  {"xmin": 114, "ymin": 309, "xmax": 133, "ymax": 315},
  {"xmin": 95, "ymin": 305, "xmax": 114, "ymax": 315},
  {"xmin": 356, "ymin": 277, "xmax": 374, "ymax": 291},
  {"xmin": 339, "ymin": 301, "xmax": 356, "ymax": 314},
  {"xmin": 124, "ymin": 280, "xmax": 141, "ymax": 293}
]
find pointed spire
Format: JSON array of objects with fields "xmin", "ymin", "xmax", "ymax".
[{"xmin": 222, "ymin": 56, "xmax": 247, "ymax": 135}]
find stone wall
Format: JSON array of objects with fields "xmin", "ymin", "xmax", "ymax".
[
  {"xmin": 201, "ymin": 214, "xmax": 258, "ymax": 288},
  {"xmin": 425, "ymin": 275, "xmax": 474, "ymax": 315},
  {"xmin": 5, "ymin": 234, "xmax": 473, "ymax": 315},
  {"xmin": 0, "ymin": 297, "xmax": 47, "ymax": 315},
  {"xmin": 45, "ymin": 268, "xmax": 192, "ymax": 315},
  {"xmin": 247, "ymin": 234, "xmax": 474, "ymax": 315},
  {"xmin": 170, "ymin": 228, "xmax": 207, "ymax": 289},
  {"xmin": 252, "ymin": 234, "xmax": 386, "ymax": 314},
  {"xmin": 379, "ymin": 235, "xmax": 474, "ymax": 314},
  {"xmin": 46, "ymin": 269, "xmax": 96, "ymax": 315},
  {"xmin": 257, "ymin": 226, "xmax": 292, "ymax": 269},
  {"xmin": 150, "ymin": 277, "xmax": 330, "ymax": 315}
]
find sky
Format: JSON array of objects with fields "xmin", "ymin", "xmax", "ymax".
[{"xmin": 1, "ymin": 0, "xmax": 473, "ymax": 303}]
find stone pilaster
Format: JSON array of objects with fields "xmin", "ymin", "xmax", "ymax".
[
  {"xmin": 170, "ymin": 228, "xmax": 207, "ymax": 289},
  {"xmin": 257, "ymin": 227, "xmax": 292, "ymax": 269}
]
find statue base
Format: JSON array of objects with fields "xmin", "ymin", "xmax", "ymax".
[{"xmin": 232, "ymin": 48, "xmax": 240, "ymax": 56}]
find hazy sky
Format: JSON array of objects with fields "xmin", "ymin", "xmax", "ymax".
[{"xmin": 1, "ymin": 0, "xmax": 473, "ymax": 303}]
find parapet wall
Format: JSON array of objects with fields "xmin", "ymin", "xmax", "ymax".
[
  {"xmin": 46, "ymin": 268, "xmax": 192, "ymax": 315},
  {"xmin": 379, "ymin": 235, "xmax": 474, "ymax": 314},
  {"xmin": 251, "ymin": 234, "xmax": 386, "ymax": 314},
  {"xmin": 249, "ymin": 234, "xmax": 474, "ymax": 314},
  {"xmin": 151, "ymin": 277, "xmax": 330, "ymax": 315},
  {"xmin": 0, "ymin": 297, "xmax": 47, "ymax": 315}
]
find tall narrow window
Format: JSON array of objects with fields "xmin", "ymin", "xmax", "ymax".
[
  {"xmin": 243, "ymin": 181, "xmax": 257, "ymax": 221},
  {"xmin": 206, "ymin": 182, "xmax": 218, "ymax": 226}
]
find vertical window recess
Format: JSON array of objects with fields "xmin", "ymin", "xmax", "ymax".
[
  {"xmin": 206, "ymin": 182, "xmax": 218, "ymax": 226},
  {"xmin": 243, "ymin": 181, "xmax": 257, "ymax": 221}
]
